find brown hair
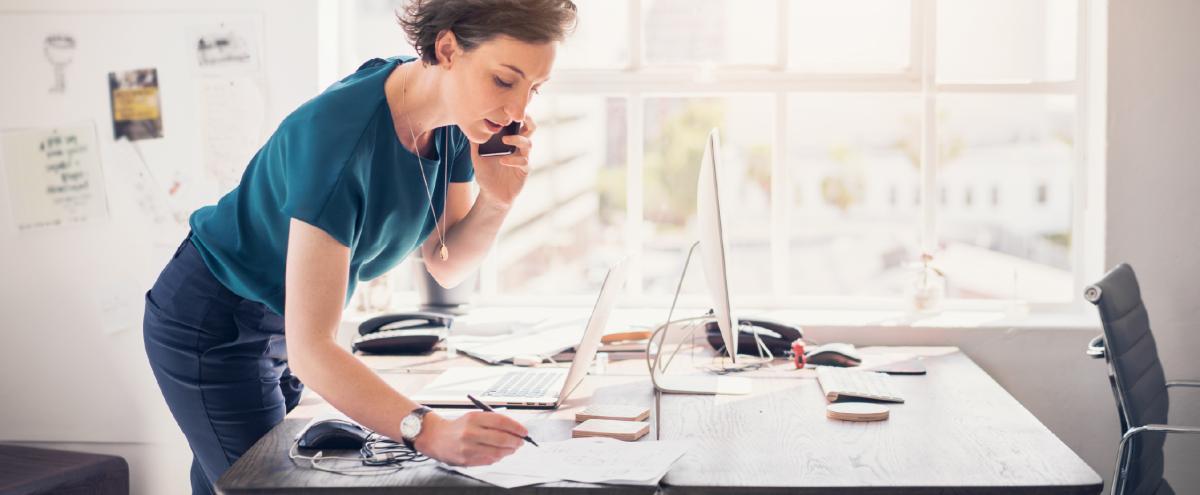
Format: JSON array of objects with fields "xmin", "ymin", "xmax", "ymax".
[{"xmin": 398, "ymin": 0, "xmax": 578, "ymax": 66}]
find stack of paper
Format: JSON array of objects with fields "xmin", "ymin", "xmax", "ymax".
[{"xmin": 444, "ymin": 437, "xmax": 692, "ymax": 488}]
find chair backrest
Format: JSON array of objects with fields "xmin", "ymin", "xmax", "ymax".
[{"xmin": 1085, "ymin": 263, "xmax": 1170, "ymax": 495}]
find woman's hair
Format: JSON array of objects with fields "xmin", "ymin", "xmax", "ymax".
[{"xmin": 398, "ymin": 0, "xmax": 578, "ymax": 66}]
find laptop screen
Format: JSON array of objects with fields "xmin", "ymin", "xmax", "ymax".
[{"xmin": 555, "ymin": 259, "xmax": 628, "ymax": 401}]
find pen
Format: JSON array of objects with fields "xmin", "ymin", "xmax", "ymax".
[{"xmin": 465, "ymin": 394, "xmax": 539, "ymax": 447}]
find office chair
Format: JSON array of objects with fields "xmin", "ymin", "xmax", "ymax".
[{"xmin": 1084, "ymin": 263, "xmax": 1200, "ymax": 495}]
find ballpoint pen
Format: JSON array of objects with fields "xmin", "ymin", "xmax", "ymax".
[{"xmin": 465, "ymin": 394, "xmax": 539, "ymax": 447}]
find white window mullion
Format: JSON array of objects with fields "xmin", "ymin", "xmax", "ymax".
[
  {"xmin": 627, "ymin": 94, "xmax": 645, "ymax": 297},
  {"xmin": 770, "ymin": 92, "xmax": 790, "ymax": 297},
  {"xmin": 776, "ymin": 0, "xmax": 789, "ymax": 71},
  {"xmin": 626, "ymin": 0, "xmax": 645, "ymax": 297},
  {"xmin": 918, "ymin": 0, "xmax": 938, "ymax": 255}
]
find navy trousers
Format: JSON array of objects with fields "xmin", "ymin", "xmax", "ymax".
[{"xmin": 143, "ymin": 234, "xmax": 303, "ymax": 494}]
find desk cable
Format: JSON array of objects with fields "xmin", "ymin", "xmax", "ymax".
[
  {"xmin": 288, "ymin": 432, "xmax": 430, "ymax": 476},
  {"xmin": 644, "ymin": 241, "xmax": 776, "ymax": 384}
]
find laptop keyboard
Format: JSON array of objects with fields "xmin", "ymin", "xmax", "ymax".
[{"xmin": 483, "ymin": 371, "xmax": 560, "ymax": 398}]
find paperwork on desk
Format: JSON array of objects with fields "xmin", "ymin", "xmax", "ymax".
[{"xmin": 443, "ymin": 437, "xmax": 693, "ymax": 488}]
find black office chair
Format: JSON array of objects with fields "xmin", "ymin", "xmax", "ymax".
[{"xmin": 1084, "ymin": 263, "xmax": 1200, "ymax": 495}]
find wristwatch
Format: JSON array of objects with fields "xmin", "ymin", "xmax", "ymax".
[{"xmin": 399, "ymin": 406, "xmax": 433, "ymax": 449}]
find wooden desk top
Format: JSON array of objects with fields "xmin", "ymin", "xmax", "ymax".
[{"xmin": 217, "ymin": 346, "xmax": 1102, "ymax": 495}]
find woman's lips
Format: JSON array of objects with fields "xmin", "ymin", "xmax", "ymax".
[{"xmin": 484, "ymin": 118, "xmax": 503, "ymax": 133}]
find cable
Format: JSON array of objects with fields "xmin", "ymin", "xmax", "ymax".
[{"xmin": 288, "ymin": 431, "xmax": 430, "ymax": 476}]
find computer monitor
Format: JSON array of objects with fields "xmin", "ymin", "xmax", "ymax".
[
  {"xmin": 648, "ymin": 128, "xmax": 751, "ymax": 396},
  {"xmin": 696, "ymin": 128, "xmax": 738, "ymax": 364}
]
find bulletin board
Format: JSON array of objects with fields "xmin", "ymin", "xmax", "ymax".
[{"xmin": 0, "ymin": 3, "xmax": 319, "ymax": 442}]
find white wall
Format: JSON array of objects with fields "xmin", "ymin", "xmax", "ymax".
[
  {"xmin": 1106, "ymin": 0, "xmax": 1200, "ymax": 491},
  {"xmin": 0, "ymin": 1, "xmax": 319, "ymax": 493}
]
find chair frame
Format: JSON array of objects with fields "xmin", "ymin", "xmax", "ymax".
[{"xmin": 1085, "ymin": 282, "xmax": 1200, "ymax": 495}]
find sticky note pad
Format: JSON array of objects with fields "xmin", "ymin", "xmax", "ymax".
[
  {"xmin": 574, "ymin": 404, "xmax": 650, "ymax": 423},
  {"xmin": 571, "ymin": 419, "xmax": 649, "ymax": 441}
]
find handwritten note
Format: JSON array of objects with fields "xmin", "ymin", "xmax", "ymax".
[{"xmin": 1, "ymin": 124, "xmax": 107, "ymax": 231}]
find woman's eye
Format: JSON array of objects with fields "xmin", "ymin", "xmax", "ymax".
[{"xmin": 493, "ymin": 76, "xmax": 514, "ymax": 89}]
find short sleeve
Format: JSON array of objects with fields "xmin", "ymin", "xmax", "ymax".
[
  {"xmin": 276, "ymin": 117, "xmax": 367, "ymax": 248},
  {"xmin": 449, "ymin": 127, "xmax": 475, "ymax": 183}
]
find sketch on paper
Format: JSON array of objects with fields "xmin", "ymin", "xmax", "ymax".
[
  {"xmin": 108, "ymin": 68, "xmax": 163, "ymax": 141},
  {"xmin": 191, "ymin": 21, "xmax": 260, "ymax": 73},
  {"xmin": 1, "ymin": 124, "xmax": 108, "ymax": 231},
  {"xmin": 200, "ymin": 77, "xmax": 265, "ymax": 190},
  {"xmin": 44, "ymin": 34, "xmax": 75, "ymax": 94}
]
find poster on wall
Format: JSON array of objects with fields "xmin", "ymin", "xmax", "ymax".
[
  {"xmin": 0, "ymin": 123, "xmax": 108, "ymax": 231},
  {"xmin": 108, "ymin": 67, "xmax": 163, "ymax": 141},
  {"xmin": 190, "ymin": 20, "xmax": 260, "ymax": 75}
]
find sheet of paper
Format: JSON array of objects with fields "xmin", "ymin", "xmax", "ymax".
[
  {"xmin": 199, "ymin": 76, "xmax": 265, "ymax": 191},
  {"xmin": 1, "ymin": 123, "xmax": 107, "ymax": 231},
  {"xmin": 448, "ymin": 437, "xmax": 692, "ymax": 487}
]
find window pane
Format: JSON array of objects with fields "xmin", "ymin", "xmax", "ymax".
[
  {"xmin": 557, "ymin": 0, "xmax": 629, "ymax": 70},
  {"xmin": 937, "ymin": 0, "xmax": 1077, "ymax": 82},
  {"xmin": 493, "ymin": 96, "xmax": 627, "ymax": 295},
  {"xmin": 936, "ymin": 94, "xmax": 1075, "ymax": 302},
  {"xmin": 643, "ymin": 0, "xmax": 778, "ymax": 66},
  {"xmin": 340, "ymin": 0, "xmax": 417, "ymax": 76},
  {"xmin": 788, "ymin": 0, "xmax": 910, "ymax": 73},
  {"xmin": 643, "ymin": 96, "xmax": 774, "ymax": 296},
  {"xmin": 787, "ymin": 94, "xmax": 921, "ymax": 297}
]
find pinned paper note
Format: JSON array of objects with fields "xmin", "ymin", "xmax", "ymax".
[{"xmin": 1, "ymin": 123, "xmax": 108, "ymax": 231}]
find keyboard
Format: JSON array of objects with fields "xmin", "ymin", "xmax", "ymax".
[
  {"xmin": 482, "ymin": 371, "xmax": 562, "ymax": 398},
  {"xmin": 816, "ymin": 367, "xmax": 905, "ymax": 403}
]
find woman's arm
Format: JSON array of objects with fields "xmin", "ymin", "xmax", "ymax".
[
  {"xmin": 421, "ymin": 118, "xmax": 537, "ymax": 287},
  {"xmin": 284, "ymin": 218, "xmax": 527, "ymax": 465}
]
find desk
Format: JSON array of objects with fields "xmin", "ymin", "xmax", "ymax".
[{"xmin": 217, "ymin": 346, "xmax": 1102, "ymax": 494}]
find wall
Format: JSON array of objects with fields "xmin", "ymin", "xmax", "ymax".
[
  {"xmin": 1106, "ymin": 0, "xmax": 1200, "ymax": 491},
  {"xmin": 0, "ymin": 1, "xmax": 319, "ymax": 493}
]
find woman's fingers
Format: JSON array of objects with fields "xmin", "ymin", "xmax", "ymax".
[
  {"xmin": 466, "ymin": 427, "xmax": 524, "ymax": 450},
  {"xmin": 518, "ymin": 115, "xmax": 537, "ymax": 136},
  {"xmin": 499, "ymin": 155, "xmax": 529, "ymax": 167},
  {"xmin": 470, "ymin": 411, "xmax": 530, "ymax": 438},
  {"xmin": 501, "ymin": 134, "xmax": 532, "ymax": 155}
]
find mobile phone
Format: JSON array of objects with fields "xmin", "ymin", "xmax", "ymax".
[{"xmin": 478, "ymin": 121, "xmax": 522, "ymax": 157}]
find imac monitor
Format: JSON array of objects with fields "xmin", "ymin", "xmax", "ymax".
[{"xmin": 696, "ymin": 128, "xmax": 738, "ymax": 364}]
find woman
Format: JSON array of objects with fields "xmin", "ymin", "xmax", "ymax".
[{"xmin": 142, "ymin": 1, "xmax": 577, "ymax": 492}]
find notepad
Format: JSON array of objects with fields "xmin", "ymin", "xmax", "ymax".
[
  {"xmin": 574, "ymin": 404, "xmax": 650, "ymax": 423},
  {"xmin": 572, "ymin": 419, "xmax": 649, "ymax": 441}
]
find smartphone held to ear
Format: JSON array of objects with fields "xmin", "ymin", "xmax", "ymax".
[{"xmin": 478, "ymin": 121, "xmax": 522, "ymax": 156}]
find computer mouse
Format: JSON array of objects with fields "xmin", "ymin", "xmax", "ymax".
[
  {"xmin": 805, "ymin": 343, "xmax": 862, "ymax": 367},
  {"xmin": 297, "ymin": 419, "xmax": 370, "ymax": 450}
]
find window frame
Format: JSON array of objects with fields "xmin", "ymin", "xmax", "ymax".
[{"xmin": 331, "ymin": 0, "xmax": 1106, "ymax": 314}]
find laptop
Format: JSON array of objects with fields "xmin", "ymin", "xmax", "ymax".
[{"xmin": 411, "ymin": 259, "xmax": 628, "ymax": 409}]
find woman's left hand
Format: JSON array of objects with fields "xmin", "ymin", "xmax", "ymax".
[{"xmin": 472, "ymin": 115, "xmax": 536, "ymax": 209}]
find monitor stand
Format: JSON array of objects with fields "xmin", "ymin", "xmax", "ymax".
[{"xmin": 646, "ymin": 241, "xmax": 752, "ymax": 396}]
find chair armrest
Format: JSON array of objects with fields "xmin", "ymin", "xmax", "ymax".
[
  {"xmin": 1166, "ymin": 380, "xmax": 1200, "ymax": 389},
  {"xmin": 1111, "ymin": 424, "xmax": 1200, "ymax": 495},
  {"xmin": 1086, "ymin": 334, "xmax": 1106, "ymax": 359}
]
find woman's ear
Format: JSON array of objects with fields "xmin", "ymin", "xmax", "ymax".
[{"xmin": 434, "ymin": 30, "xmax": 460, "ymax": 68}]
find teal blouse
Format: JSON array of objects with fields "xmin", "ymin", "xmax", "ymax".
[{"xmin": 188, "ymin": 56, "xmax": 474, "ymax": 315}]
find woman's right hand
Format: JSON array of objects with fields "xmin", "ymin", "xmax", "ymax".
[{"xmin": 412, "ymin": 411, "xmax": 529, "ymax": 466}]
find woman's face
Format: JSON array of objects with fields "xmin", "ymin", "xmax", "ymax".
[{"xmin": 438, "ymin": 34, "xmax": 557, "ymax": 144}]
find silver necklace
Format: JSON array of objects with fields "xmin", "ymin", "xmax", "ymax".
[{"xmin": 402, "ymin": 65, "xmax": 450, "ymax": 261}]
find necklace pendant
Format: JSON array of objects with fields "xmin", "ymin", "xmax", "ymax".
[{"xmin": 438, "ymin": 244, "xmax": 449, "ymax": 262}]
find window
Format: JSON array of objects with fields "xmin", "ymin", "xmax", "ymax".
[{"xmin": 338, "ymin": 0, "xmax": 1097, "ymax": 307}]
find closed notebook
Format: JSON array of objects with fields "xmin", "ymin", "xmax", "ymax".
[{"xmin": 571, "ymin": 419, "xmax": 649, "ymax": 441}]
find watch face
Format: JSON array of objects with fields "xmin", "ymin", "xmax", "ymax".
[{"xmin": 401, "ymin": 413, "xmax": 421, "ymax": 439}]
